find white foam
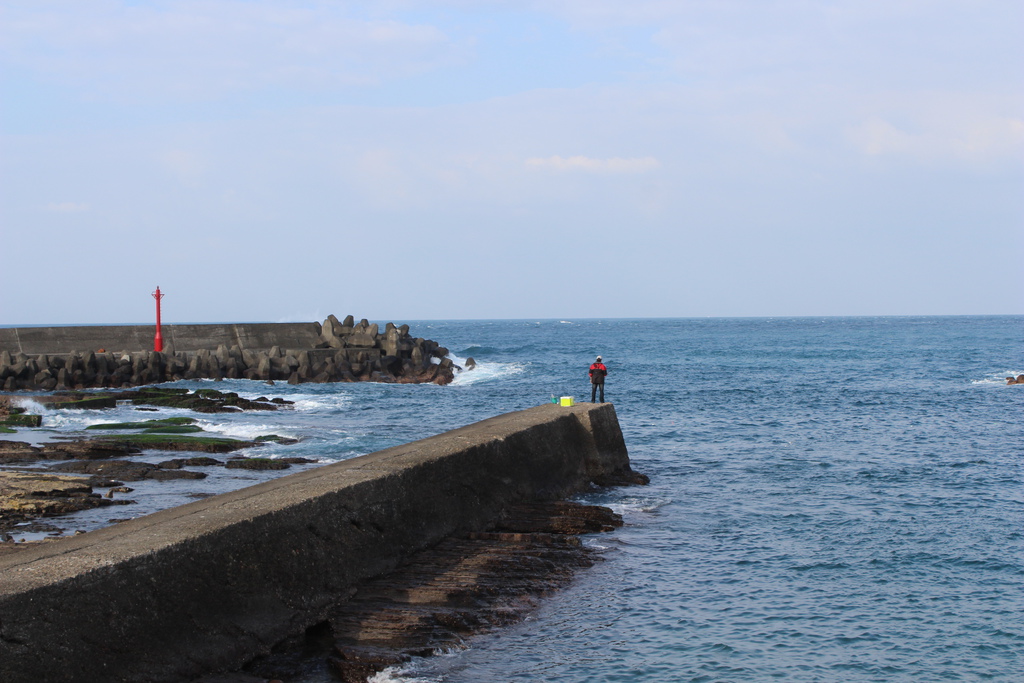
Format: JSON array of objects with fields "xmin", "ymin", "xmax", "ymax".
[
  {"xmin": 194, "ymin": 420, "xmax": 296, "ymax": 441},
  {"xmin": 367, "ymin": 664, "xmax": 439, "ymax": 683},
  {"xmin": 574, "ymin": 494, "xmax": 671, "ymax": 516},
  {"xmin": 12, "ymin": 399, "xmax": 119, "ymax": 431},
  {"xmin": 448, "ymin": 351, "xmax": 524, "ymax": 386},
  {"xmin": 971, "ymin": 371, "xmax": 1024, "ymax": 386},
  {"xmin": 11, "ymin": 398, "xmax": 50, "ymax": 415},
  {"xmin": 611, "ymin": 496, "xmax": 671, "ymax": 515},
  {"xmin": 289, "ymin": 393, "xmax": 352, "ymax": 412}
]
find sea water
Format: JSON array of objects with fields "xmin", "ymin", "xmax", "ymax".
[{"xmin": 7, "ymin": 316, "xmax": 1023, "ymax": 681}]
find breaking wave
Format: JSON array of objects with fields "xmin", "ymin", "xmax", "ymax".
[
  {"xmin": 971, "ymin": 370, "xmax": 1024, "ymax": 386},
  {"xmin": 447, "ymin": 350, "xmax": 525, "ymax": 386}
]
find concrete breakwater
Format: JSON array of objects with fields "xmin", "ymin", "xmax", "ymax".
[
  {"xmin": 0, "ymin": 315, "xmax": 455, "ymax": 390},
  {"xmin": 0, "ymin": 402, "xmax": 645, "ymax": 683}
]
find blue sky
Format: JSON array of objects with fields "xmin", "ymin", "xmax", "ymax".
[{"xmin": 1, "ymin": 0, "xmax": 1021, "ymax": 324}]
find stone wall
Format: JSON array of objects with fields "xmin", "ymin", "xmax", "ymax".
[
  {"xmin": 0, "ymin": 315, "xmax": 455, "ymax": 390},
  {"xmin": 0, "ymin": 403, "xmax": 642, "ymax": 683}
]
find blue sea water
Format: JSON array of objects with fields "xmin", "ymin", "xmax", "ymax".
[{"xmin": 8, "ymin": 316, "xmax": 1023, "ymax": 681}]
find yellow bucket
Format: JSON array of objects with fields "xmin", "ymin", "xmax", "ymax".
[{"xmin": 559, "ymin": 396, "xmax": 574, "ymax": 407}]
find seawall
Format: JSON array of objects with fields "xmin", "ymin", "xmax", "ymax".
[
  {"xmin": 0, "ymin": 402, "xmax": 641, "ymax": 683},
  {"xmin": 0, "ymin": 316, "xmax": 456, "ymax": 389},
  {"xmin": 0, "ymin": 322, "xmax": 322, "ymax": 356}
]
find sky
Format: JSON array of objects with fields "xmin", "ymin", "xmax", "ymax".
[{"xmin": 1, "ymin": 0, "xmax": 1022, "ymax": 325}]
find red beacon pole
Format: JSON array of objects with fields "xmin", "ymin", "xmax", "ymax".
[{"xmin": 152, "ymin": 287, "xmax": 165, "ymax": 353}]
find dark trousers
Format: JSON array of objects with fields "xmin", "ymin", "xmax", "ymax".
[{"xmin": 591, "ymin": 382, "xmax": 605, "ymax": 403}]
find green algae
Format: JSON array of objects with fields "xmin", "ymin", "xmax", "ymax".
[
  {"xmin": 86, "ymin": 417, "xmax": 198, "ymax": 431},
  {"xmin": 92, "ymin": 433, "xmax": 254, "ymax": 453}
]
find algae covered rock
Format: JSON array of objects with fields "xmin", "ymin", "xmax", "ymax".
[
  {"xmin": 225, "ymin": 458, "xmax": 290, "ymax": 470},
  {"xmin": 51, "ymin": 460, "xmax": 208, "ymax": 481},
  {"xmin": 90, "ymin": 433, "xmax": 257, "ymax": 453}
]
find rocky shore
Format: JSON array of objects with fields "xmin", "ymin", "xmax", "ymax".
[
  {"xmin": 0, "ymin": 315, "xmax": 458, "ymax": 391},
  {"xmin": 0, "ymin": 387, "xmax": 309, "ymax": 540}
]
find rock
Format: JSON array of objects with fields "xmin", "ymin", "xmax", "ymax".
[
  {"xmin": 1, "ymin": 412, "xmax": 42, "ymax": 428},
  {"xmin": 244, "ymin": 501, "xmax": 623, "ymax": 683},
  {"xmin": 464, "ymin": 357, "xmax": 476, "ymax": 370},
  {"xmin": 38, "ymin": 440, "xmax": 140, "ymax": 460},
  {"xmin": 1, "ymin": 472, "xmax": 128, "ymax": 530},
  {"xmin": 225, "ymin": 458, "xmax": 290, "ymax": 471},
  {"xmin": 51, "ymin": 460, "xmax": 208, "ymax": 481},
  {"xmin": 0, "ymin": 440, "xmax": 43, "ymax": 464}
]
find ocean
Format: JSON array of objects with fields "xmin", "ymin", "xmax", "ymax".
[{"xmin": 8, "ymin": 316, "xmax": 1023, "ymax": 682}]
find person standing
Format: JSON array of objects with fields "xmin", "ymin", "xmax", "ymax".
[{"xmin": 589, "ymin": 355, "xmax": 608, "ymax": 403}]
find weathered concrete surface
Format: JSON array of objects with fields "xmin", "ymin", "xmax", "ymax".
[
  {"xmin": 0, "ymin": 403, "xmax": 641, "ymax": 683},
  {"xmin": 0, "ymin": 323, "xmax": 321, "ymax": 356}
]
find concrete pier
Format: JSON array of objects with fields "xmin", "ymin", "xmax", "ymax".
[{"xmin": 0, "ymin": 403, "xmax": 640, "ymax": 683}]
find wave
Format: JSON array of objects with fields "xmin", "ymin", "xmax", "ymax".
[
  {"xmin": 368, "ymin": 663, "xmax": 441, "ymax": 683},
  {"xmin": 448, "ymin": 350, "xmax": 525, "ymax": 386},
  {"xmin": 971, "ymin": 371, "xmax": 1024, "ymax": 386},
  {"xmin": 458, "ymin": 345, "xmax": 500, "ymax": 356},
  {"xmin": 11, "ymin": 398, "xmax": 51, "ymax": 415},
  {"xmin": 572, "ymin": 492, "xmax": 672, "ymax": 515},
  {"xmin": 193, "ymin": 420, "xmax": 298, "ymax": 442},
  {"xmin": 10, "ymin": 398, "xmax": 152, "ymax": 432},
  {"xmin": 289, "ymin": 393, "xmax": 353, "ymax": 412},
  {"xmin": 605, "ymin": 495, "xmax": 672, "ymax": 515}
]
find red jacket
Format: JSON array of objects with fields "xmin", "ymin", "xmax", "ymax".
[{"xmin": 589, "ymin": 362, "xmax": 608, "ymax": 383}]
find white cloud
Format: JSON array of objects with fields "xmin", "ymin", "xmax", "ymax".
[
  {"xmin": 846, "ymin": 114, "xmax": 1024, "ymax": 162},
  {"xmin": 45, "ymin": 201, "xmax": 90, "ymax": 213},
  {"xmin": 0, "ymin": 1, "xmax": 465, "ymax": 100},
  {"xmin": 525, "ymin": 155, "xmax": 660, "ymax": 173}
]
